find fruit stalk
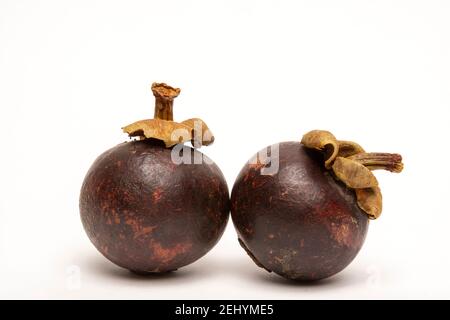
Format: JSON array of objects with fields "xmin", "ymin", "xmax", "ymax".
[
  {"xmin": 348, "ymin": 152, "xmax": 403, "ymax": 173},
  {"xmin": 152, "ymin": 83, "xmax": 181, "ymax": 121}
]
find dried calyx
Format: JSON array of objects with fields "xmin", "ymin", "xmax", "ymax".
[
  {"xmin": 122, "ymin": 83, "xmax": 214, "ymax": 148},
  {"xmin": 301, "ymin": 130, "xmax": 403, "ymax": 219}
]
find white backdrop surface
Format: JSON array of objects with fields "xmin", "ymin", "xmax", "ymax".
[{"xmin": 0, "ymin": 0, "xmax": 449, "ymax": 299}]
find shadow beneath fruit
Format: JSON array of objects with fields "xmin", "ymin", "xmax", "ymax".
[
  {"xmin": 208, "ymin": 253, "xmax": 369, "ymax": 289},
  {"xmin": 80, "ymin": 249, "xmax": 368, "ymax": 290},
  {"xmin": 251, "ymin": 265, "xmax": 369, "ymax": 289},
  {"xmin": 82, "ymin": 253, "xmax": 200, "ymax": 283},
  {"xmin": 256, "ymin": 271, "xmax": 351, "ymax": 287}
]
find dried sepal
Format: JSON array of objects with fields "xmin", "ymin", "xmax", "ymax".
[
  {"xmin": 355, "ymin": 187, "xmax": 383, "ymax": 220},
  {"xmin": 122, "ymin": 119, "xmax": 192, "ymax": 148},
  {"xmin": 301, "ymin": 130, "xmax": 339, "ymax": 169},
  {"xmin": 332, "ymin": 157, "xmax": 379, "ymax": 189},
  {"xmin": 301, "ymin": 129, "xmax": 402, "ymax": 220},
  {"xmin": 181, "ymin": 118, "xmax": 215, "ymax": 147},
  {"xmin": 337, "ymin": 140, "xmax": 365, "ymax": 158}
]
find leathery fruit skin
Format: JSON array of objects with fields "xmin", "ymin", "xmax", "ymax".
[
  {"xmin": 80, "ymin": 139, "xmax": 230, "ymax": 273},
  {"xmin": 231, "ymin": 142, "xmax": 369, "ymax": 281}
]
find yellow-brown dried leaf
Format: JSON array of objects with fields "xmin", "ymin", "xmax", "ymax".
[
  {"xmin": 356, "ymin": 187, "xmax": 383, "ymax": 220},
  {"xmin": 122, "ymin": 119, "xmax": 192, "ymax": 148},
  {"xmin": 181, "ymin": 118, "xmax": 215, "ymax": 146},
  {"xmin": 301, "ymin": 130, "xmax": 339, "ymax": 169},
  {"xmin": 332, "ymin": 157, "xmax": 379, "ymax": 189}
]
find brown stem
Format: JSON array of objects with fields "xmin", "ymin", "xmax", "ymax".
[
  {"xmin": 348, "ymin": 153, "xmax": 403, "ymax": 173},
  {"xmin": 151, "ymin": 83, "xmax": 181, "ymax": 121}
]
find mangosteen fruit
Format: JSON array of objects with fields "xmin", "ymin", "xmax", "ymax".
[
  {"xmin": 80, "ymin": 83, "xmax": 229, "ymax": 274},
  {"xmin": 231, "ymin": 130, "xmax": 403, "ymax": 281}
]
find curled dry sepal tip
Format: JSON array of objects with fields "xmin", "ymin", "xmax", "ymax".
[{"xmin": 301, "ymin": 130, "xmax": 404, "ymax": 220}]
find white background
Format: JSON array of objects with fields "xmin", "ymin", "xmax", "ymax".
[{"xmin": 0, "ymin": 0, "xmax": 449, "ymax": 299}]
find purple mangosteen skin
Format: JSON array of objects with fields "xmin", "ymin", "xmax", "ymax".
[
  {"xmin": 231, "ymin": 142, "xmax": 369, "ymax": 281},
  {"xmin": 80, "ymin": 140, "xmax": 230, "ymax": 273}
]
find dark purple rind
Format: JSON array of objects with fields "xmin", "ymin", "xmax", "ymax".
[
  {"xmin": 231, "ymin": 142, "xmax": 369, "ymax": 281},
  {"xmin": 80, "ymin": 139, "xmax": 230, "ymax": 273}
]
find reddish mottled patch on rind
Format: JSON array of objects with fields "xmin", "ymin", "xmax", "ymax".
[
  {"xmin": 329, "ymin": 222, "xmax": 353, "ymax": 247},
  {"xmin": 248, "ymin": 161, "xmax": 266, "ymax": 171},
  {"xmin": 152, "ymin": 189, "xmax": 163, "ymax": 203},
  {"xmin": 134, "ymin": 226, "xmax": 157, "ymax": 240},
  {"xmin": 149, "ymin": 240, "xmax": 192, "ymax": 264}
]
